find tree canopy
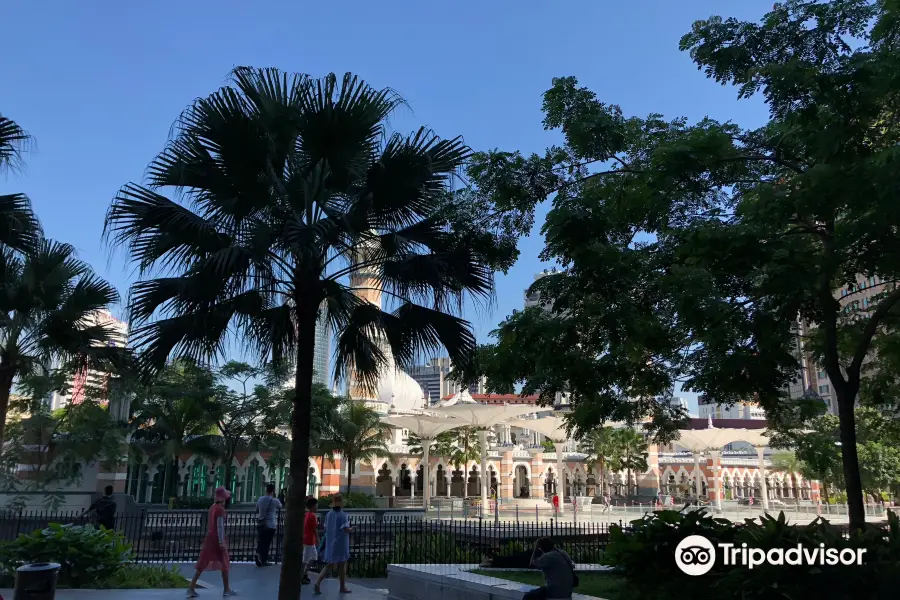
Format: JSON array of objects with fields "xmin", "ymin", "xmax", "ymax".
[{"xmin": 461, "ymin": 0, "xmax": 900, "ymax": 529}]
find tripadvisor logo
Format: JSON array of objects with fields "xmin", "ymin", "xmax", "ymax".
[{"xmin": 674, "ymin": 535, "xmax": 867, "ymax": 576}]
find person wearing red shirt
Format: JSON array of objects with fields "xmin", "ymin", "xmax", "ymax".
[
  {"xmin": 552, "ymin": 493, "xmax": 560, "ymax": 518},
  {"xmin": 301, "ymin": 497, "xmax": 319, "ymax": 585}
]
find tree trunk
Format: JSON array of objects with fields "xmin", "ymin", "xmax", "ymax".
[
  {"xmin": 598, "ymin": 458, "xmax": 605, "ymax": 497},
  {"xmin": 835, "ymin": 386, "xmax": 865, "ymax": 530},
  {"xmin": 0, "ymin": 364, "xmax": 17, "ymax": 450},
  {"xmin": 277, "ymin": 300, "xmax": 318, "ymax": 600},
  {"xmin": 346, "ymin": 454, "xmax": 353, "ymax": 495}
]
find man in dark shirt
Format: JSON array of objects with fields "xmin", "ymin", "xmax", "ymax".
[
  {"xmin": 524, "ymin": 538, "xmax": 575, "ymax": 600},
  {"xmin": 84, "ymin": 486, "xmax": 116, "ymax": 531}
]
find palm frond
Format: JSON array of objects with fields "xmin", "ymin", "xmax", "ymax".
[
  {"xmin": 0, "ymin": 115, "xmax": 32, "ymax": 173},
  {"xmin": 0, "ymin": 194, "xmax": 42, "ymax": 253}
]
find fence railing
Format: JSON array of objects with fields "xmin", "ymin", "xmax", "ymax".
[{"xmin": 0, "ymin": 509, "xmax": 614, "ymax": 577}]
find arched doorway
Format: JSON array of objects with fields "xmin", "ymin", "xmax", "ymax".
[
  {"xmin": 466, "ymin": 466, "xmax": 480, "ymax": 497},
  {"xmin": 398, "ymin": 464, "xmax": 412, "ymax": 497},
  {"xmin": 435, "ymin": 465, "xmax": 448, "ymax": 496},
  {"xmin": 514, "ymin": 465, "xmax": 529, "ymax": 498},
  {"xmin": 375, "ymin": 465, "xmax": 393, "ymax": 497},
  {"xmin": 450, "ymin": 467, "xmax": 465, "ymax": 496}
]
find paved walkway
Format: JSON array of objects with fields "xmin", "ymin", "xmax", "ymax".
[{"xmin": 0, "ymin": 564, "xmax": 389, "ymax": 600}]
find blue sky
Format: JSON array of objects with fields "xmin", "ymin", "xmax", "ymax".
[{"xmin": 2, "ymin": 0, "xmax": 776, "ymax": 408}]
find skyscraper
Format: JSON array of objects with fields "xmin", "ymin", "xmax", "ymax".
[
  {"xmin": 405, "ymin": 357, "xmax": 487, "ymax": 404},
  {"xmin": 51, "ymin": 310, "xmax": 129, "ymax": 410},
  {"xmin": 312, "ymin": 307, "xmax": 329, "ymax": 387}
]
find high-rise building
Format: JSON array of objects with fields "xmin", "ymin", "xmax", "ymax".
[
  {"xmin": 405, "ymin": 357, "xmax": 486, "ymax": 404},
  {"xmin": 524, "ymin": 269, "xmax": 560, "ymax": 309},
  {"xmin": 312, "ymin": 307, "xmax": 329, "ymax": 387},
  {"xmin": 51, "ymin": 310, "xmax": 129, "ymax": 410},
  {"xmin": 788, "ymin": 275, "xmax": 892, "ymax": 414},
  {"xmin": 697, "ymin": 395, "xmax": 765, "ymax": 420}
]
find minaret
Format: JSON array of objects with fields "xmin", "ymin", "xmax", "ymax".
[{"xmin": 347, "ymin": 238, "xmax": 391, "ymax": 412}]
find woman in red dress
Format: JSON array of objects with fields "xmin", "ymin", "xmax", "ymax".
[{"xmin": 187, "ymin": 486, "xmax": 237, "ymax": 597}]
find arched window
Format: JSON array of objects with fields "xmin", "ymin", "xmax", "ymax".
[{"xmin": 190, "ymin": 458, "xmax": 207, "ymax": 498}]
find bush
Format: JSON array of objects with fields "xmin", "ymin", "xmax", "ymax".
[
  {"xmin": 0, "ymin": 523, "xmax": 133, "ymax": 588},
  {"xmin": 171, "ymin": 496, "xmax": 214, "ymax": 509},
  {"xmin": 602, "ymin": 509, "xmax": 900, "ymax": 600},
  {"xmin": 318, "ymin": 492, "xmax": 377, "ymax": 509}
]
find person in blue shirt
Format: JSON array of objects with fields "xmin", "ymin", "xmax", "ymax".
[{"xmin": 314, "ymin": 493, "xmax": 354, "ymax": 594}]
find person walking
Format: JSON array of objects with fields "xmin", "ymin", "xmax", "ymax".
[
  {"xmin": 82, "ymin": 485, "xmax": 116, "ymax": 530},
  {"xmin": 314, "ymin": 494, "xmax": 354, "ymax": 595},
  {"xmin": 523, "ymin": 537, "xmax": 577, "ymax": 600},
  {"xmin": 255, "ymin": 483, "xmax": 282, "ymax": 567},
  {"xmin": 300, "ymin": 496, "xmax": 320, "ymax": 585},
  {"xmin": 187, "ymin": 487, "xmax": 236, "ymax": 598},
  {"xmin": 551, "ymin": 493, "xmax": 560, "ymax": 518}
]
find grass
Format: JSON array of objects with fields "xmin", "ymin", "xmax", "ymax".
[{"xmin": 471, "ymin": 569, "xmax": 632, "ymax": 600}]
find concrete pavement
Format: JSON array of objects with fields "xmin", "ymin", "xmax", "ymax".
[{"xmin": 0, "ymin": 563, "xmax": 389, "ymax": 600}]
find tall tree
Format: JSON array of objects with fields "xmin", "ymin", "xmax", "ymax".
[
  {"xmin": 0, "ymin": 240, "xmax": 120, "ymax": 446},
  {"xmin": 464, "ymin": 1, "xmax": 900, "ymax": 529},
  {"xmin": 210, "ymin": 361, "xmax": 291, "ymax": 493},
  {"xmin": 320, "ymin": 401, "xmax": 391, "ymax": 494},
  {"xmin": 103, "ymin": 67, "xmax": 498, "ymax": 599},
  {"xmin": 106, "ymin": 67, "xmax": 493, "ymax": 600},
  {"xmin": 129, "ymin": 359, "xmax": 220, "ymax": 500}
]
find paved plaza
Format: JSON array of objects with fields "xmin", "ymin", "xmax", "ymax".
[{"xmin": 0, "ymin": 564, "xmax": 390, "ymax": 600}]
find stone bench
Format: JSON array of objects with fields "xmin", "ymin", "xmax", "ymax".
[{"xmin": 387, "ymin": 563, "xmax": 611, "ymax": 600}]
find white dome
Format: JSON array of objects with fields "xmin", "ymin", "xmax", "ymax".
[{"xmin": 377, "ymin": 367, "xmax": 425, "ymax": 412}]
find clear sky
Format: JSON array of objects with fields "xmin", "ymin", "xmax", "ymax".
[{"xmin": 2, "ymin": 0, "xmax": 776, "ymax": 407}]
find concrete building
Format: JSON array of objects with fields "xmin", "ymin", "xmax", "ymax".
[
  {"xmin": 524, "ymin": 269, "xmax": 561, "ymax": 309},
  {"xmin": 312, "ymin": 307, "xmax": 329, "ymax": 387},
  {"xmin": 789, "ymin": 274, "xmax": 892, "ymax": 414},
  {"xmin": 51, "ymin": 310, "xmax": 129, "ymax": 410},
  {"xmin": 406, "ymin": 357, "xmax": 486, "ymax": 405},
  {"xmin": 698, "ymin": 395, "xmax": 766, "ymax": 421}
]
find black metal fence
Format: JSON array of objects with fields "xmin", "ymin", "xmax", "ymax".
[{"xmin": 0, "ymin": 510, "xmax": 614, "ymax": 577}]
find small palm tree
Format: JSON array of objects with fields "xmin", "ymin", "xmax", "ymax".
[
  {"xmin": 771, "ymin": 451, "xmax": 804, "ymax": 504},
  {"xmin": 583, "ymin": 426, "xmax": 618, "ymax": 496},
  {"xmin": 0, "ymin": 240, "xmax": 120, "ymax": 446},
  {"xmin": 104, "ymin": 67, "xmax": 494, "ymax": 599},
  {"xmin": 612, "ymin": 428, "xmax": 648, "ymax": 497},
  {"xmin": 321, "ymin": 401, "xmax": 391, "ymax": 494}
]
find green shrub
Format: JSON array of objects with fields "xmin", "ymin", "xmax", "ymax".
[
  {"xmin": 0, "ymin": 523, "xmax": 133, "ymax": 588},
  {"xmin": 92, "ymin": 564, "xmax": 188, "ymax": 589},
  {"xmin": 171, "ymin": 496, "xmax": 214, "ymax": 509},
  {"xmin": 318, "ymin": 492, "xmax": 377, "ymax": 509},
  {"xmin": 602, "ymin": 509, "xmax": 900, "ymax": 600}
]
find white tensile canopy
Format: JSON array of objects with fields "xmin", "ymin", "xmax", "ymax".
[
  {"xmin": 675, "ymin": 426, "xmax": 771, "ymax": 511},
  {"xmin": 429, "ymin": 403, "xmax": 539, "ymax": 512},
  {"xmin": 381, "ymin": 414, "xmax": 465, "ymax": 511}
]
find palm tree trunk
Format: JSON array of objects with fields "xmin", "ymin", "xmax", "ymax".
[
  {"xmin": 0, "ymin": 363, "xmax": 17, "ymax": 449},
  {"xmin": 278, "ymin": 300, "xmax": 318, "ymax": 600},
  {"xmin": 599, "ymin": 458, "xmax": 605, "ymax": 497},
  {"xmin": 346, "ymin": 454, "xmax": 353, "ymax": 495}
]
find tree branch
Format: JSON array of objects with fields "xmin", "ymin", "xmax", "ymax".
[{"xmin": 849, "ymin": 285, "xmax": 900, "ymax": 380}]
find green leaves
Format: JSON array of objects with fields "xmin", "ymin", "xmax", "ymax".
[{"xmin": 0, "ymin": 524, "xmax": 134, "ymax": 588}]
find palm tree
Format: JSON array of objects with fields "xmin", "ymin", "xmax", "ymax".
[
  {"xmin": 430, "ymin": 427, "xmax": 481, "ymax": 498},
  {"xmin": 0, "ymin": 240, "xmax": 120, "ymax": 446},
  {"xmin": 583, "ymin": 426, "xmax": 618, "ymax": 496},
  {"xmin": 321, "ymin": 401, "xmax": 391, "ymax": 494},
  {"xmin": 612, "ymin": 428, "xmax": 648, "ymax": 497},
  {"xmin": 0, "ymin": 114, "xmax": 42, "ymax": 253},
  {"xmin": 771, "ymin": 451, "xmax": 804, "ymax": 504},
  {"xmin": 130, "ymin": 359, "xmax": 220, "ymax": 501},
  {"xmin": 104, "ymin": 67, "xmax": 493, "ymax": 600}
]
